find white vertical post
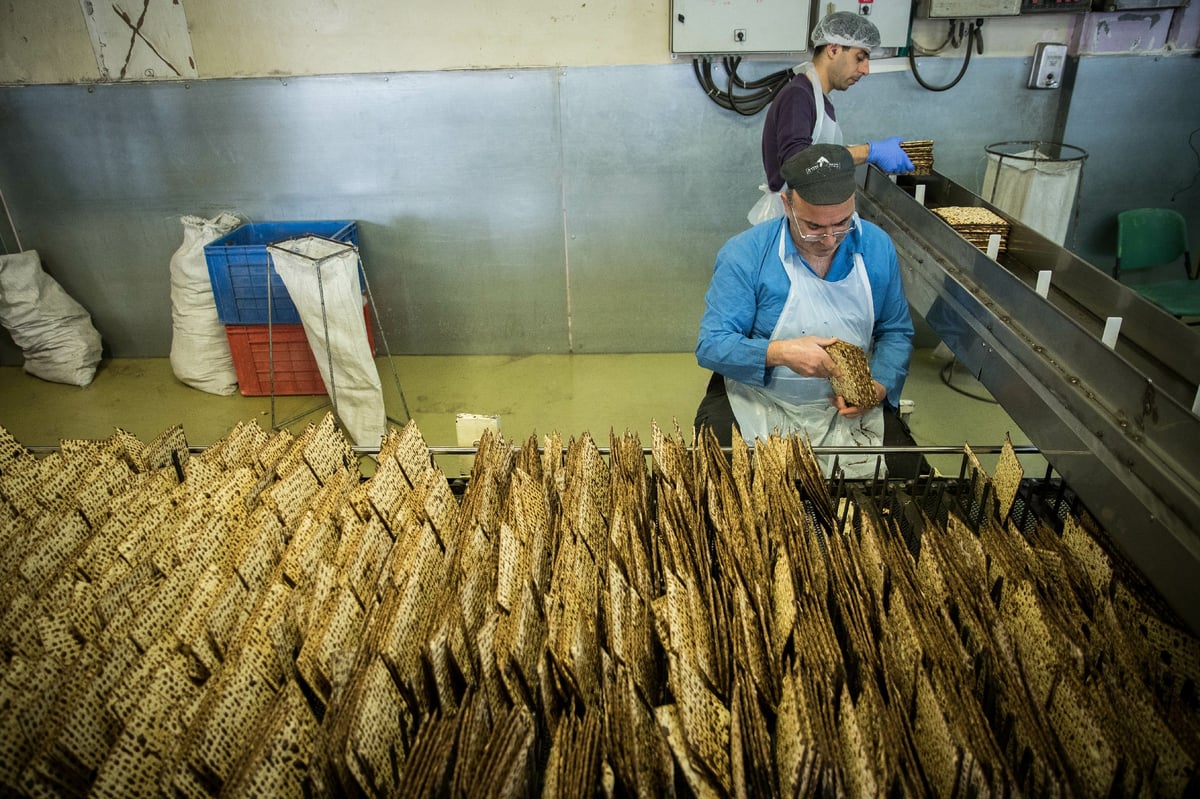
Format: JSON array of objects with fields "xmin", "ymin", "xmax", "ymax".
[
  {"xmin": 986, "ymin": 233, "xmax": 1002, "ymax": 260},
  {"xmin": 914, "ymin": 184, "xmax": 926, "ymax": 206},
  {"xmin": 1102, "ymin": 317, "xmax": 1122, "ymax": 349},
  {"xmin": 1035, "ymin": 271, "xmax": 1052, "ymax": 298}
]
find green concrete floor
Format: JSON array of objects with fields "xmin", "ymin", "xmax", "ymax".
[{"xmin": 0, "ymin": 348, "xmax": 1042, "ymax": 478}]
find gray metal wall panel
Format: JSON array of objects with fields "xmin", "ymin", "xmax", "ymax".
[
  {"xmin": 0, "ymin": 73, "xmax": 568, "ymax": 360},
  {"xmin": 560, "ymin": 65, "xmax": 761, "ymax": 353},
  {"xmin": 561, "ymin": 57, "xmax": 1063, "ymax": 353},
  {"xmin": 2, "ymin": 56, "xmax": 1175, "ymax": 364}
]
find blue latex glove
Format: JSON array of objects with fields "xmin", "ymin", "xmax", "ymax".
[{"xmin": 867, "ymin": 137, "xmax": 915, "ymax": 174}]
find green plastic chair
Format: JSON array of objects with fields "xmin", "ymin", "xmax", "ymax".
[{"xmin": 1114, "ymin": 208, "xmax": 1200, "ymax": 319}]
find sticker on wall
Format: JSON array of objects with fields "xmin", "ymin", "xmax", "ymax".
[{"xmin": 78, "ymin": 0, "xmax": 198, "ymax": 80}]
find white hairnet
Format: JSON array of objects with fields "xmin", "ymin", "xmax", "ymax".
[{"xmin": 810, "ymin": 11, "xmax": 881, "ymax": 50}]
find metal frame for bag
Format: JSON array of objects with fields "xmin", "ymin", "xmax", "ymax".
[
  {"xmin": 265, "ymin": 235, "xmax": 410, "ymax": 434},
  {"xmin": 983, "ymin": 140, "xmax": 1088, "ymax": 250}
]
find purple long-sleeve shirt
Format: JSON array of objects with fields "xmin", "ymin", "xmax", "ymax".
[{"xmin": 762, "ymin": 73, "xmax": 837, "ymax": 192}]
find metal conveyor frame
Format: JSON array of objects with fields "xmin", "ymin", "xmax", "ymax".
[{"xmin": 857, "ymin": 167, "xmax": 1200, "ymax": 633}]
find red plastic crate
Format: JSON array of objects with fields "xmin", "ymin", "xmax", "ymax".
[{"xmin": 226, "ymin": 307, "xmax": 375, "ymax": 396}]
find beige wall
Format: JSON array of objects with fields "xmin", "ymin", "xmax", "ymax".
[
  {"xmin": 2, "ymin": 0, "xmax": 1096, "ymax": 85},
  {"xmin": 2, "ymin": 2, "xmax": 99, "ymax": 84},
  {"xmin": 188, "ymin": 0, "xmax": 672, "ymax": 74},
  {"xmin": 3, "ymin": 0, "xmax": 671, "ymax": 84}
]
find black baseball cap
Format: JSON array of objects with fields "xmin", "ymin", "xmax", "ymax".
[{"xmin": 781, "ymin": 144, "xmax": 857, "ymax": 205}]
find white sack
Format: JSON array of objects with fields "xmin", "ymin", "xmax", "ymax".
[
  {"xmin": 169, "ymin": 213, "xmax": 242, "ymax": 395},
  {"xmin": 0, "ymin": 249, "xmax": 103, "ymax": 387},
  {"xmin": 268, "ymin": 237, "xmax": 385, "ymax": 447},
  {"xmin": 982, "ymin": 149, "xmax": 1082, "ymax": 246}
]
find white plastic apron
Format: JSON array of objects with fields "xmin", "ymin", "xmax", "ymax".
[
  {"xmin": 747, "ymin": 64, "xmax": 846, "ymax": 226},
  {"xmin": 726, "ymin": 219, "xmax": 885, "ymax": 478}
]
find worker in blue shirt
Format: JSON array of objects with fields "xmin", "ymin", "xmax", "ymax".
[{"xmin": 696, "ymin": 143, "xmax": 915, "ymax": 477}]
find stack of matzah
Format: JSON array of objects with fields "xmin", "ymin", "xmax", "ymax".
[
  {"xmin": 900, "ymin": 139, "xmax": 934, "ymax": 175},
  {"xmin": 827, "ymin": 340, "xmax": 879, "ymax": 409},
  {"xmin": 932, "ymin": 205, "xmax": 1010, "ymax": 254}
]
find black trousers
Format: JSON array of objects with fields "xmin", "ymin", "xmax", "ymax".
[{"xmin": 692, "ymin": 372, "xmax": 928, "ymax": 477}]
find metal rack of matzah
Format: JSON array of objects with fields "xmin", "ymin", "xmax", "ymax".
[{"xmin": 1, "ymin": 417, "xmax": 1197, "ymax": 797}]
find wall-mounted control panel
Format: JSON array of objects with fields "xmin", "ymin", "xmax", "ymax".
[
  {"xmin": 671, "ymin": 0, "xmax": 811, "ymax": 55},
  {"xmin": 916, "ymin": 0, "xmax": 1021, "ymax": 17},
  {"xmin": 1027, "ymin": 42, "xmax": 1067, "ymax": 89},
  {"xmin": 1020, "ymin": 0, "xmax": 1091, "ymax": 12}
]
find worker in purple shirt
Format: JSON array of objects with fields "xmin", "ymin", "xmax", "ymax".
[{"xmin": 748, "ymin": 12, "xmax": 914, "ymax": 224}]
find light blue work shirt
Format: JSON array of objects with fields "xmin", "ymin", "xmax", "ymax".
[{"xmin": 696, "ymin": 215, "xmax": 914, "ymax": 410}]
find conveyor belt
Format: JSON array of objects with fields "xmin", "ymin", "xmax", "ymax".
[{"xmin": 855, "ymin": 167, "xmax": 1200, "ymax": 634}]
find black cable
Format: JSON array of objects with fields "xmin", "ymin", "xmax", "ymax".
[
  {"xmin": 939, "ymin": 360, "xmax": 998, "ymax": 404},
  {"xmin": 949, "ymin": 20, "xmax": 963, "ymax": 49},
  {"xmin": 909, "ymin": 18, "xmax": 984, "ymax": 92},
  {"xmin": 716, "ymin": 58, "xmax": 786, "ymax": 114},
  {"xmin": 693, "ymin": 57, "xmax": 795, "ymax": 116},
  {"xmin": 693, "ymin": 58, "xmax": 732, "ymax": 112},
  {"xmin": 692, "ymin": 58, "xmax": 733, "ymax": 112},
  {"xmin": 726, "ymin": 64, "xmax": 777, "ymax": 115},
  {"xmin": 696, "ymin": 59, "xmax": 751, "ymax": 114},
  {"xmin": 723, "ymin": 56, "xmax": 792, "ymax": 90}
]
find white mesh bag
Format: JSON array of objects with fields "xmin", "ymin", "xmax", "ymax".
[{"xmin": 268, "ymin": 236, "xmax": 385, "ymax": 447}]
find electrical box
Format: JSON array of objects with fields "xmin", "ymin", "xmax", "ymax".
[
  {"xmin": 814, "ymin": 0, "xmax": 913, "ymax": 49},
  {"xmin": 916, "ymin": 0, "xmax": 1020, "ymax": 17},
  {"xmin": 1093, "ymin": 0, "xmax": 1190, "ymax": 9},
  {"xmin": 1027, "ymin": 42, "xmax": 1067, "ymax": 88},
  {"xmin": 1020, "ymin": 0, "xmax": 1091, "ymax": 13},
  {"xmin": 671, "ymin": 0, "xmax": 812, "ymax": 55}
]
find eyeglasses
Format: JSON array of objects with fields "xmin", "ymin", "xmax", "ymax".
[
  {"xmin": 787, "ymin": 207, "xmax": 855, "ymax": 242},
  {"xmin": 794, "ymin": 225, "xmax": 855, "ymax": 243}
]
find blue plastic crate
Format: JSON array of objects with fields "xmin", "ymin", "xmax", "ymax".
[{"xmin": 204, "ymin": 220, "xmax": 359, "ymax": 325}]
